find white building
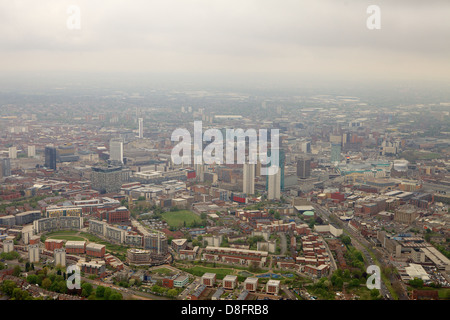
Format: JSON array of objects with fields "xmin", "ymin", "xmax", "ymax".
[
  {"xmin": 3, "ymin": 240, "xmax": 14, "ymax": 253},
  {"xmin": 138, "ymin": 118, "xmax": 144, "ymax": 138},
  {"xmin": 21, "ymin": 225, "xmax": 33, "ymax": 245},
  {"xmin": 109, "ymin": 139, "xmax": 124, "ymax": 164},
  {"xmin": 195, "ymin": 163, "xmax": 204, "ymax": 182},
  {"xmin": 314, "ymin": 224, "xmax": 343, "ymax": 237},
  {"xmin": 404, "ymin": 263, "xmax": 430, "ymax": 281},
  {"xmin": 9, "ymin": 147, "xmax": 17, "ymax": 159},
  {"xmin": 28, "ymin": 145, "xmax": 36, "ymax": 158},
  {"xmin": 243, "ymin": 163, "xmax": 255, "ymax": 195},
  {"xmin": 54, "ymin": 248, "xmax": 66, "ymax": 267},
  {"xmin": 28, "ymin": 244, "xmax": 40, "ymax": 263},
  {"xmin": 267, "ymin": 167, "xmax": 281, "ymax": 200}
]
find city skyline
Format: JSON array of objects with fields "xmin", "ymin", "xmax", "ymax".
[{"xmin": 0, "ymin": 0, "xmax": 449, "ymax": 310}]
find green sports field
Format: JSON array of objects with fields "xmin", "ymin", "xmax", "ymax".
[
  {"xmin": 47, "ymin": 235, "xmax": 86, "ymax": 241},
  {"xmin": 161, "ymin": 210, "xmax": 202, "ymax": 228}
]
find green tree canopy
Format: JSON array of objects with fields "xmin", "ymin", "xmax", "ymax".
[{"xmin": 95, "ymin": 285, "xmax": 106, "ymax": 298}]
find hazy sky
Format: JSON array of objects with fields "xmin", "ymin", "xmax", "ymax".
[{"xmin": 1, "ymin": 0, "xmax": 450, "ymax": 82}]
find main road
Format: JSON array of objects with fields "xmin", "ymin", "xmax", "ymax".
[
  {"xmin": 313, "ymin": 204, "xmax": 396, "ymax": 300},
  {"xmin": 82, "ymin": 277, "xmax": 171, "ymax": 300}
]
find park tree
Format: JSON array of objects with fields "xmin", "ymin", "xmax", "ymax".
[
  {"xmin": 81, "ymin": 282, "xmax": 93, "ymax": 297},
  {"xmin": 109, "ymin": 292, "xmax": 122, "ymax": 300},
  {"xmin": 349, "ymin": 279, "xmax": 360, "ymax": 287},
  {"xmin": 1, "ymin": 280, "xmax": 17, "ymax": 296},
  {"xmin": 42, "ymin": 278, "xmax": 52, "ymax": 290},
  {"xmin": 167, "ymin": 289, "xmax": 178, "ymax": 299},
  {"xmin": 408, "ymin": 277, "xmax": 424, "ymax": 288},
  {"xmin": 343, "ymin": 269, "xmax": 351, "ymax": 280},
  {"xmin": 96, "ymin": 285, "xmax": 106, "ymax": 298},
  {"xmin": 27, "ymin": 274, "xmax": 38, "ymax": 284},
  {"xmin": 104, "ymin": 287, "xmax": 112, "ymax": 300},
  {"xmin": 36, "ymin": 274, "xmax": 45, "ymax": 286},
  {"xmin": 340, "ymin": 235, "xmax": 351, "ymax": 246},
  {"xmin": 57, "ymin": 281, "xmax": 67, "ymax": 294},
  {"xmin": 12, "ymin": 288, "xmax": 29, "ymax": 300},
  {"xmin": 12, "ymin": 265, "xmax": 22, "ymax": 277},
  {"xmin": 370, "ymin": 289, "xmax": 381, "ymax": 300}
]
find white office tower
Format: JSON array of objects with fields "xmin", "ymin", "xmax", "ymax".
[
  {"xmin": 267, "ymin": 167, "xmax": 281, "ymax": 200},
  {"xmin": 110, "ymin": 139, "xmax": 124, "ymax": 164},
  {"xmin": 28, "ymin": 244, "xmax": 40, "ymax": 263},
  {"xmin": 54, "ymin": 248, "xmax": 66, "ymax": 267},
  {"xmin": 3, "ymin": 240, "xmax": 14, "ymax": 253},
  {"xmin": 9, "ymin": 147, "xmax": 17, "ymax": 159},
  {"xmin": 195, "ymin": 163, "xmax": 204, "ymax": 182},
  {"xmin": 28, "ymin": 145, "xmax": 36, "ymax": 158},
  {"xmin": 138, "ymin": 118, "xmax": 144, "ymax": 138},
  {"xmin": 243, "ymin": 163, "xmax": 255, "ymax": 195}
]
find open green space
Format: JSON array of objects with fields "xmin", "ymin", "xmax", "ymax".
[
  {"xmin": 239, "ymin": 271, "xmax": 253, "ymax": 277},
  {"xmin": 48, "ymin": 235, "xmax": 86, "ymax": 242},
  {"xmin": 400, "ymin": 150, "xmax": 442, "ymax": 162},
  {"xmin": 178, "ymin": 265, "xmax": 236, "ymax": 280},
  {"xmin": 42, "ymin": 230, "xmax": 79, "ymax": 239},
  {"xmin": 152, "ymin": 267, "xmax": 174, "ymax": 275},
  {"xmin": 161, "ymin": 210, "xmax": 202, "ymax": 228}
]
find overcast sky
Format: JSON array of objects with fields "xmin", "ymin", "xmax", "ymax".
[{"xmin": 1, "ymin": 0, "xmax": 449, "ymax": 83}]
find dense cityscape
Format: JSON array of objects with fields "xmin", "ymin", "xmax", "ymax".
[
  {"xmin": 0, "ymin": 82, "xmax": 449, "ymax": 302},
  {"xmin": 0, "ymin": 2, "xmax": 449, "ymax": 315}
]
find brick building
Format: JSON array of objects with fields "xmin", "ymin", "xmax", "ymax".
[
  {"xmin": 223, "ymin": 275, "xmax": 238, "ymax": 290},
  {"xmin": 266, "ymin": 280, "xmax": 280, "ymax": 295},
  {"xmin": 243, "ymin": 277, "xmax": 258, "ymax": 292},
  {"xmin": 201, "ymin": 273, "xmax": 216, "ymax": 287},
  {"xmin": 65, "ymin": 241, "xmax": 86, "ymax": 254},
  {"xmin": 86, "ymin": 243, "xmax": 106, "ymax": 258},
  {"xmin": 45, "ymin": 239, "xmax": 64, "ymax": 251}
]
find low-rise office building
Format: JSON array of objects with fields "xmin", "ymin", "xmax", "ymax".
[
  {"xmin": 201, "ymin": 273, "xmax": 216, "ymax": 287},
  {"xmin": 126, "ymin": 248, "xmax": 151, "ymax": 265},
  {"xmin": 86, "ymin": 243, "xmax": 106, "ymax": 258},
  {"xmin": 244, "ymin": 277, "xmax": 258, "ymax": 292},
  {"xmin": 266, "ymin": 280, "xmax": 280, "ymax": 295},
  {"xmin": 65, "ymin": 241, "xmax": 86, "ymax": 254},
  {"xmin": 223, "ymin": 275, "xmax": 238, "ymax": 290}
]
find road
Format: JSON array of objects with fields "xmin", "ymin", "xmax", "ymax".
[
  {"xmin": 277, "ymin": 232, "xmax": 287, "ymax": 256},
  {"xmin": 82, "ymin": 277, "xmax": 171, "ymax": 300},
  {"xmin": 179, "ymin": 278, "xmax": 200, "ymax": 300},
  {"xmin": 281, "ymin": 285, "xmax": 297, "ymax": 300},
  {"xmin": 313, "ymin": 204, "xmax": 397, "ymax": 300}
]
